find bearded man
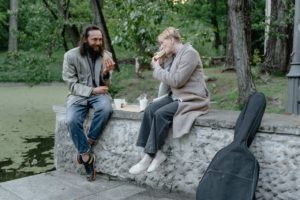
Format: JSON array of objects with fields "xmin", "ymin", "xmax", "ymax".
[{"xmin": 62, "ymin": 25, "xmax": 114, "ymax": 181}]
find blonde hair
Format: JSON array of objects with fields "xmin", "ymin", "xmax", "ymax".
[{"xmin": 158, "ymin": 27, "xmax": 181, "ymax": 42}]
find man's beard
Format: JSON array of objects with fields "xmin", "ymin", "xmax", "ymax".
[{"xmin": 84, "ymin": 43, "xmax": 103, "ymax": 60}]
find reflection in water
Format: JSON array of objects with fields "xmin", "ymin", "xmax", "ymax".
[{"xmin": 0, "ymin": 136, "xmax": 55, "ymax": 182}]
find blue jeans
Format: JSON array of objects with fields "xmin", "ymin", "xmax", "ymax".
[{"xmin": 66, "ymin": 95, "xmax": 112, "ymax": 154}]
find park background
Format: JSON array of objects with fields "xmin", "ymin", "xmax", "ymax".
[{"xmin": 0, "ymin": 0, "xmax": 294, "ymax": 182}]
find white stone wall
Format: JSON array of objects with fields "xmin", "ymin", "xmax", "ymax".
[{"xmin": 53, "ymin": 105, "xmax": 300, "ymax": 199}]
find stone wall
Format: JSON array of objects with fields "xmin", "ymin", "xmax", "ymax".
[{"xmin": 53, "ymin": 105, "xmax": 300, "ymax": 200}]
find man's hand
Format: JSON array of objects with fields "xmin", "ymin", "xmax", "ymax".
[
  {"xmin": 103, "ymin": 53, "xmax": 115, "ymax": 75},
  {"xmin": 92, "ymin": 86, "xmax": 109, "ymax": 95}
]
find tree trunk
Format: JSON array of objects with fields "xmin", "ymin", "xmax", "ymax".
[
  {"xmin": 65, "ymin": 25, "xmax": 80, "ymax": 47},
  {"xmin": 243, "ymin": 0, "xmax": 251, "ymax": 59},
  {"xmin": 61, "ymin": 26, "xmax": 69, "ymax": 51},
  {"xmin": 224, "ymin": 11, "xmax": 235, "ymax": 71},
  {"xmin": 43, "ymin": 0, "xmax": 79, "ymax": 50},
  {"xmin": 262, "ymin": 0, "xmax": 293, "ymax": 73},
  {"xmin": 90, "ymin": 0, "xmax": 119, "ymax": 71},
  {"xmin": 8, "ymin": 0, "xmax": 18, "ymax": 53},
  {"xmin": 264, "ymin": 0, "xmax": 271, "ymax": 54},
  {"xmin": 210, "ymin": 0, "xmax": 222, "ymax": 49},
  {"xmin": 228, "ymin": 0, "xmax": 256, "ymax": 104},
  {"xmin": 57, "ymin": 0, "xmax": 80, "ymax": 47}
]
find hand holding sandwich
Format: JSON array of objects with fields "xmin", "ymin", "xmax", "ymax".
[{"xmin": 151, "ymin": 50, "xmax": 165, "ymax": 69}]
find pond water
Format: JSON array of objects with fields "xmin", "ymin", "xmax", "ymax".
[{"xmin": 0, "ymin": 83, "xmax": 67, "ymax": 182}]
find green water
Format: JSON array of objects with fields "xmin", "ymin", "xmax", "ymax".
[{"xmin": 0, "ymin": 83, "xmax": 67, "ymax": 182}]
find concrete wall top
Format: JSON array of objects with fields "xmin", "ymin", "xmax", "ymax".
[{"xmin": 53, "ymin": 105, "xmax": 300, "ymax": 136}]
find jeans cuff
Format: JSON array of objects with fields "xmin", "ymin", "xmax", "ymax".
[
  {"xmin": 79, "ymin": 147, "xmax": 91, "ymax": 155},
  {"xmin": 136, "ymin": 141, "xmax": 146, "ymax": 148}
]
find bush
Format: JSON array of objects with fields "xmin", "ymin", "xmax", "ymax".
[{"xmin": 1, "ymin": 52, "xmax": 54, "ymax": 84}]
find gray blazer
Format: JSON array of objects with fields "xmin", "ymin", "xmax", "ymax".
[
  {"xmin": 153, "ymin": 43, "xmax": 210, "ymax": 138},
  {"xmin": 62, "ymin": 47, "xmax": 112, "ymax": 106}
]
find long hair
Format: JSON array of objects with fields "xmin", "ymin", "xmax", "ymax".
[{"xmin": 79, "ymin": 25, "xmax": 106, "ymax": 56}]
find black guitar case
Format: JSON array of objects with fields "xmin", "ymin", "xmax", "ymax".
[{"xmin": 196, "ymin": 92, "xmax": 266, "ymax": 200}]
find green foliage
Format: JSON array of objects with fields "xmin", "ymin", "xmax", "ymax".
[
  {"xmin": 173, "ymin": 0, "xmax": 227, "ymax": 48},
  {"xmin": 18, "ymin": 0, "xmax": 93, "ymax": 53},
  {"xmin": 67, "ymin": 0, "xmax": 93, "ymax": 31},
  {"xmin": 0, "ymin": 51, "xmax": 63, "ymax": 84},
  {"xmin": 251, "ymin": 0, "xmax": 294, "ymax": 55},
  {"xmin": 18, "ymin": 0, "xmax": 63, "ymax": 53},
  {"xmin": 107, "ymin": 0, "xmax": 172, "ymax": 64},
  {"xmin": 6, "ymin": 51, "xmax": 52, "ymax": 84},
  {"xmin": 250, "ymin": 0, "xmax": 266, "ymax": 54},
  {"xmin": 108, "ymin": 84, "xmax": 124, "ymax": 99},
  {"xmin": 0, "ymin": 0, "xmax": 9, "ymax": 50},
  {"xmin": 111, "ymin": 63, "xmax": 159, "ymax": 102},
  {"xmin": 250, "ymin": 49, "xmax": 265, "ymax": 82}
]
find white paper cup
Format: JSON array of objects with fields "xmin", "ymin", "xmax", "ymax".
[
  {"xmin": 114, "ymin": 99, "xmax": 122, "ymax": 109},
  {"xmin": 139, "ymin": 99, "xmax": 148, "ymax": 111}
]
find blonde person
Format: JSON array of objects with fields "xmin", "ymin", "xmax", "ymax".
[{"xmin": 129, "ymin": 27, "xmax": 210, "ymax": 174}]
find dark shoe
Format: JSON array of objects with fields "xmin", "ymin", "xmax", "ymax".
[
  {"xmin": 74, "ymin": 154, "xmax": 83, "ymax": 164},
  {"xmin": 87, "ymin": 138, "xmax": 97, "ymax": 147},
  {"xmin": 83, "ymin": 153, "xmax": 96, "ymax": 181}
]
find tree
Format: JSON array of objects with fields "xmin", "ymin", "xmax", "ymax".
[
  {"xmin": 262, "ymin": 0, "xmax": 294, "ymax": 73},
  {"xmin": 228, "ymin": 0, "xmax": 256, "ymax": 104},
  {"xmin": 0, "ymin": 0, "xmax": 9, "ymax": 50},
  {"xmin": 243, "ymin": 0, "xmax": 251, "ymax": 59},
  {"xmin": 104, "ymin": 0, "xmax": 171, "ymax": 78},
  {"xmin": 264, "ymin": 0, "xmax": 271, "ymax": 54},
  {"xmin": 210, "ymin": 0, "xmax": 222, "ymax": 49},
  {"xmin": 91, "ymin": 0, "xmax": 119, "ymax": 71},
  {"xmin": 109, "ymin": 1, "xmax": 168, "ymax": 63},
  {"xmin": 224, "ymin": 8, "xmax": 234, "ymax": 70},
  {"xmin": 8, "ymin": 0, "xmax": 18, "ymax": 53},
  {"xmin": 42, "ymin": 0, "xmax": 81, "ymax": 51},
  {"xmin": 56, "ymin": 0, "xmax": 80, "ymax": 49}
]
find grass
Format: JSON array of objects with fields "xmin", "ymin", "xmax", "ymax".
[
  {"xmin": 112, "ymin": 64, "xmax": 287, "ymax": 114},
  {"xmin": 111, "ymin": 64, "xmax": 160, "ymax": 102},
  {"xmin": 205, "ymin": 67, "xmax": 287, "ymax": 113}
]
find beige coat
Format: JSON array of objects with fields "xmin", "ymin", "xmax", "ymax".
[{"xmin": 153, "ymin": 43, "xmax": 210, "ymax": 138}]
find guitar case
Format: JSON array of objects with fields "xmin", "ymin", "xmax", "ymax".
[{"xmin": 196, "ymin": 92, "xmax": 266, "ymax": 200}]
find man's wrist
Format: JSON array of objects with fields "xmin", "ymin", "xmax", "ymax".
[{"xmin": 91, "ymin": 88, "xmax": 95, "ymax": 95}]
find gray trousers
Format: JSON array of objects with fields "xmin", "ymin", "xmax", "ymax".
[{"xmin": 136, "ymin": 96, "xmax": 179, "ymax": 154}]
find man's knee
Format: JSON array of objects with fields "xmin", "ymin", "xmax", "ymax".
[
  {"xmin": 66, "ymin": 113, "xmax": 81, "ymax": 128},
  {"xmin": 94, "ymin": 104, "xmax": 112, "ymax": 117}
]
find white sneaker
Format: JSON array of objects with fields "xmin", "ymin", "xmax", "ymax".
[
  {"xmin": 147, "ymin": 151, "xmax": 166, "ymax": 173},
  {"xmin": 129, "ymin": 154, "xmax": 153, "ymax": 175}
]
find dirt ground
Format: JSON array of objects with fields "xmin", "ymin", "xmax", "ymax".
[{"xmin": 0, "ymin": 83, "xmax": 67, "ymax": 182}]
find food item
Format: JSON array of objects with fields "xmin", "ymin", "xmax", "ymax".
[{"xmin": 153, "ymin": 50, "xmax": 166, "ymax": 60}]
